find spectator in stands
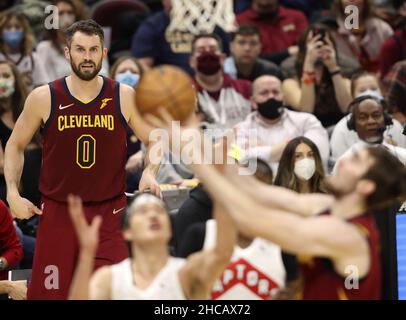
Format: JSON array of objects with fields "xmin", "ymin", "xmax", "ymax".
[
  {"xmin": 131, "ymin": 0, "xmax": 230, "ymax": 74},
  {"xmin": 331, "ymin": 71, "xmax": 406, "ymax": 162},
  {"xmin": 234, "ymin": 75, "xmax": 329, "ymax": 173},
  {"xmin": 331, "ymin": 0, "xmax": 393, "ymax": 72},
  {"xmin": 224, "ymin": 24, "xmax": 283, "ymax": 81},
  {"xmin": 273, "ymin": 136, "xmax": 328, "ymax": 298},
  {"xmin": 110, "ymin": 56, "xmax": 143, "ymax": 191},
  {"xmin": 282, "ymin": 24, "xmax": 352, "ymax": 128},
  {"xmin": 275, "ymin": 136, "xmax": 327, "ymax": 194},
  {"xmin": 384, "ymin": 60, "xmax": 406, "ymax": 125},
  {"xmin": 0, "ymin": 61, "xmax": 41, "ymax": 237},
  {"xmin": 37, "ymin": 0, "xmax": 109, "ymax": 81},
  {"xmin": 190, "ymin": 34, "xmax": 252, "ymax": 136},
  {"xmin": 333, "ymin": 94, "xmax": 406, "ymax": 173},
  {"xmin": 0, "ymin": 200, "xmax": 23, "ymax": 281},
  {"xmin": 0, "ymin": 9, "xmax": 49, "ymax": 90},
  {"xmin": 380, "ymin": 27, "xmax": 406, "ymax": 78},
  {"xmin": 0, "ymin": 61, "xmax": 27, "ymax": 202},
  {"xmin": 280, "ymin": 23, "xmax": 360, "ymax": 79},
  {"xmin": 110, "ymin": 56, "xmax": 143, "ymax": 89},
  {"xmin": 236, "ymin": 0, "xmax": 307, "ymax": 65}
]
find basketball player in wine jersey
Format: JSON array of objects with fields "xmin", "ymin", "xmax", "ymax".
[
  {"xmin": 145, "ymin": 108, "xmax": 406, "ymax": 300},
  {"xmin": 67, "ymin": 193, "xmax": 237, "ymax": 300},
  {"xmin": 4, "ymin": 20, "xmax": 161, "ymax": 300}
]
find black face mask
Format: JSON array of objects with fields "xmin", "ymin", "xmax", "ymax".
[
  {"xmin": 257, "ymin": 4, "xmax": 279, "ymax": 20},
  {"xmin": 257, "ymin": 98, "xmax": 284, "ymax": 120}
]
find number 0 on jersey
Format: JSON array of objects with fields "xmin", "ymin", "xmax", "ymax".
[{"xmin": 76, "ymin": 134, "xmax": 96, "ymax": 169}]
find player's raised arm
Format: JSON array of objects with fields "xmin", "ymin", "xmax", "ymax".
[
  {"xmin": 189, "ymin": 162, "xmax": 370, "ymax": 277},
  {"xmin": 179, "ymin": 200, "xmax": 237, "ymax": 299},
  {"xmin": 67, "ymin": 195, "xmax": 105, "ymax": 300},
  {"xmin": 178, "ymin": 141, "xmax": 237, "ymax": 299},
  {"xmin": 226, "ymin": 172, "xmax": 334, "ymax": 217},
  {"xmin": 120, "ymin": 84, "xmax": 162, "ymax": 197},
  {"xmin": 5, "ymin": 85, "xmax": 49, "ymax": 219}
]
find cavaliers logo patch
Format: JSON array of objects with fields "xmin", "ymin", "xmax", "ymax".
[{"xmin": 100, "ymin": 98, "xmax": 113, "ymax": 110}]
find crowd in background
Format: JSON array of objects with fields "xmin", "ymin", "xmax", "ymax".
[{"xmin": 1, "ymin": 0, "xmax": 406, "ymax": 300}]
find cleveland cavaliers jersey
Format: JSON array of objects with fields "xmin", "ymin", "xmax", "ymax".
[
  {"xmin": 299, "ymin": 212, "xmax": 381, "ymax": 300},
  {"xmin": 39, "ymin": 76, "xmax": 127, "ymax": 203},
  {"xmin": 204, "ymin": 220, "xmax": 286, "ymax": 300},
  {"xmin": 111, "ymin": 257, "xmax": 186, "ymax": 300}
]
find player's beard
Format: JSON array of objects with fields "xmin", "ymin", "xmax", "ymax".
[{"xmin": 70, "ymin": 56, "xmax": 103, "ymax": 81}]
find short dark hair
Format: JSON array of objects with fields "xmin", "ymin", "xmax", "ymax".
[
  {"xmin": 191, "ymin": 33, "xmax": 223, "ymax": 54},
  {"xmin": 231, "ymin": 24, "xmax": 261, "ymax": 42},
  {"xmin": 66, "ymin": 19, "xmax": 104, "ymax": 47},
  {"xmin": 363, "ymin": 147, "xmax": 406, "ymax": 210},
  {"xmin": 349, "ymin": 94, "xmax": 386, "ymax": 115}
]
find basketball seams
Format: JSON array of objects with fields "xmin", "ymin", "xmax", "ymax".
[{"xmin": 135, "ymin": 66, "xmax": 196, "ymax": 121}]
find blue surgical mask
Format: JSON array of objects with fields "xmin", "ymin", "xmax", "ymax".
[
  {"xmin": 2, "ymin": 30, "xmax": 24, "ymax": 48},
  {"xmin": 115, "ymin": 71, "xmax": 140, "ymax": 88}
]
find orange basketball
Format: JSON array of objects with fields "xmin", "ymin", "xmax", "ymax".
[{"xmin": 135, "ymin": 65, "xmax": 197, "ymax": 123}]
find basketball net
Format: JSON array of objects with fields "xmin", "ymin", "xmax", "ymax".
[{"xmin": 167, "ymin": 0, "xmax": 236, "ymax": 34}]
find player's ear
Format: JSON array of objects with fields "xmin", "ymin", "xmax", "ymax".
[
  {"xmin": 64, "ymin": 46, "xmax": 70, "ymax": 60},
  {"xmin": 356, "ymin": 179, "xmax": 376, "ymax": 198},
  {"xmin": 103, "ymin": 47, "xmax": 108, "ymax": 59},
  {"xmin": 250, "ymin": 93, "xmax": 258, "ymax": 110}
]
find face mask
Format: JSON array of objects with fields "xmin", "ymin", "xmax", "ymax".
[
  {"xmin": 356, "ymin": 89, "xmax": 383, "ymax": 100},
  {"xmin": 2, "ymin": 30, "xmax": 24, "ymax": 48},
  {"xmin": 294, "ymin": 158, "xmax": 316, "ymax": 181},
  {"xmin": 0, "ymin": 78, "xmax": 15, "ymax": 98},
  {"xmin": 256, "ymin": 4, "xmax": 278, "ymax": 20},
  {"xmin": 115, "ymin": 71, "xmax": 140, "ymax": 88},
  {"xmin": 196, "ymin": 51, "xmax": 222, "ymax": 75},
  {"xmin": 257, "ymin": 98, "xmax": 284, "ymax": 120},
  {"xmin": 59, "ymin": 13, "xmax": 75, "ymax": 30}
]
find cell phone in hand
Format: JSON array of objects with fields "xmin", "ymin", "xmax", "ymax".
[{"xmin": 312, "ymin": 27, "xmax": 326, "ymax": 44}]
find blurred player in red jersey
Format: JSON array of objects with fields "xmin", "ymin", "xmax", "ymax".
[
  {"xmin": 4, "ymin": 20, "xmax": 161, "ymax": 300},
  {"xmin": 145, "ymin": 108, "xmax": 406, "ymax": 300}
]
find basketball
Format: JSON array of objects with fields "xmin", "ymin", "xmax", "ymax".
[{"xmin": 135, "ymin": 65, "xmax": 197, "ymax": 122}]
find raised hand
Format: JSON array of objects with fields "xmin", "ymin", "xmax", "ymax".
[
  {"xmin": 321, "ymin": 36, "xmax": 339, "ymax": 72},
  {"xmin": 68, "ymin": 194, "xmax": 102, "ymax": 255},
  {"xmin": 303, "ymin": 32, "xmax": 324, "ymax": 72}
]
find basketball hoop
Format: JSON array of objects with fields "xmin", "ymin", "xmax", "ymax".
[{"xmin": 167, "ymin": 0, "xmax": 236, "ymax": 34}]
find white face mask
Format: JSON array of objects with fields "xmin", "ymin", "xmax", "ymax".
[
  {"xmin": 0, "ymin": 78, "xmax": 15, "ymax": 98},
  {"xmin": 294, "ymin": 158, "xmax": 316, "ymax": 181}
]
